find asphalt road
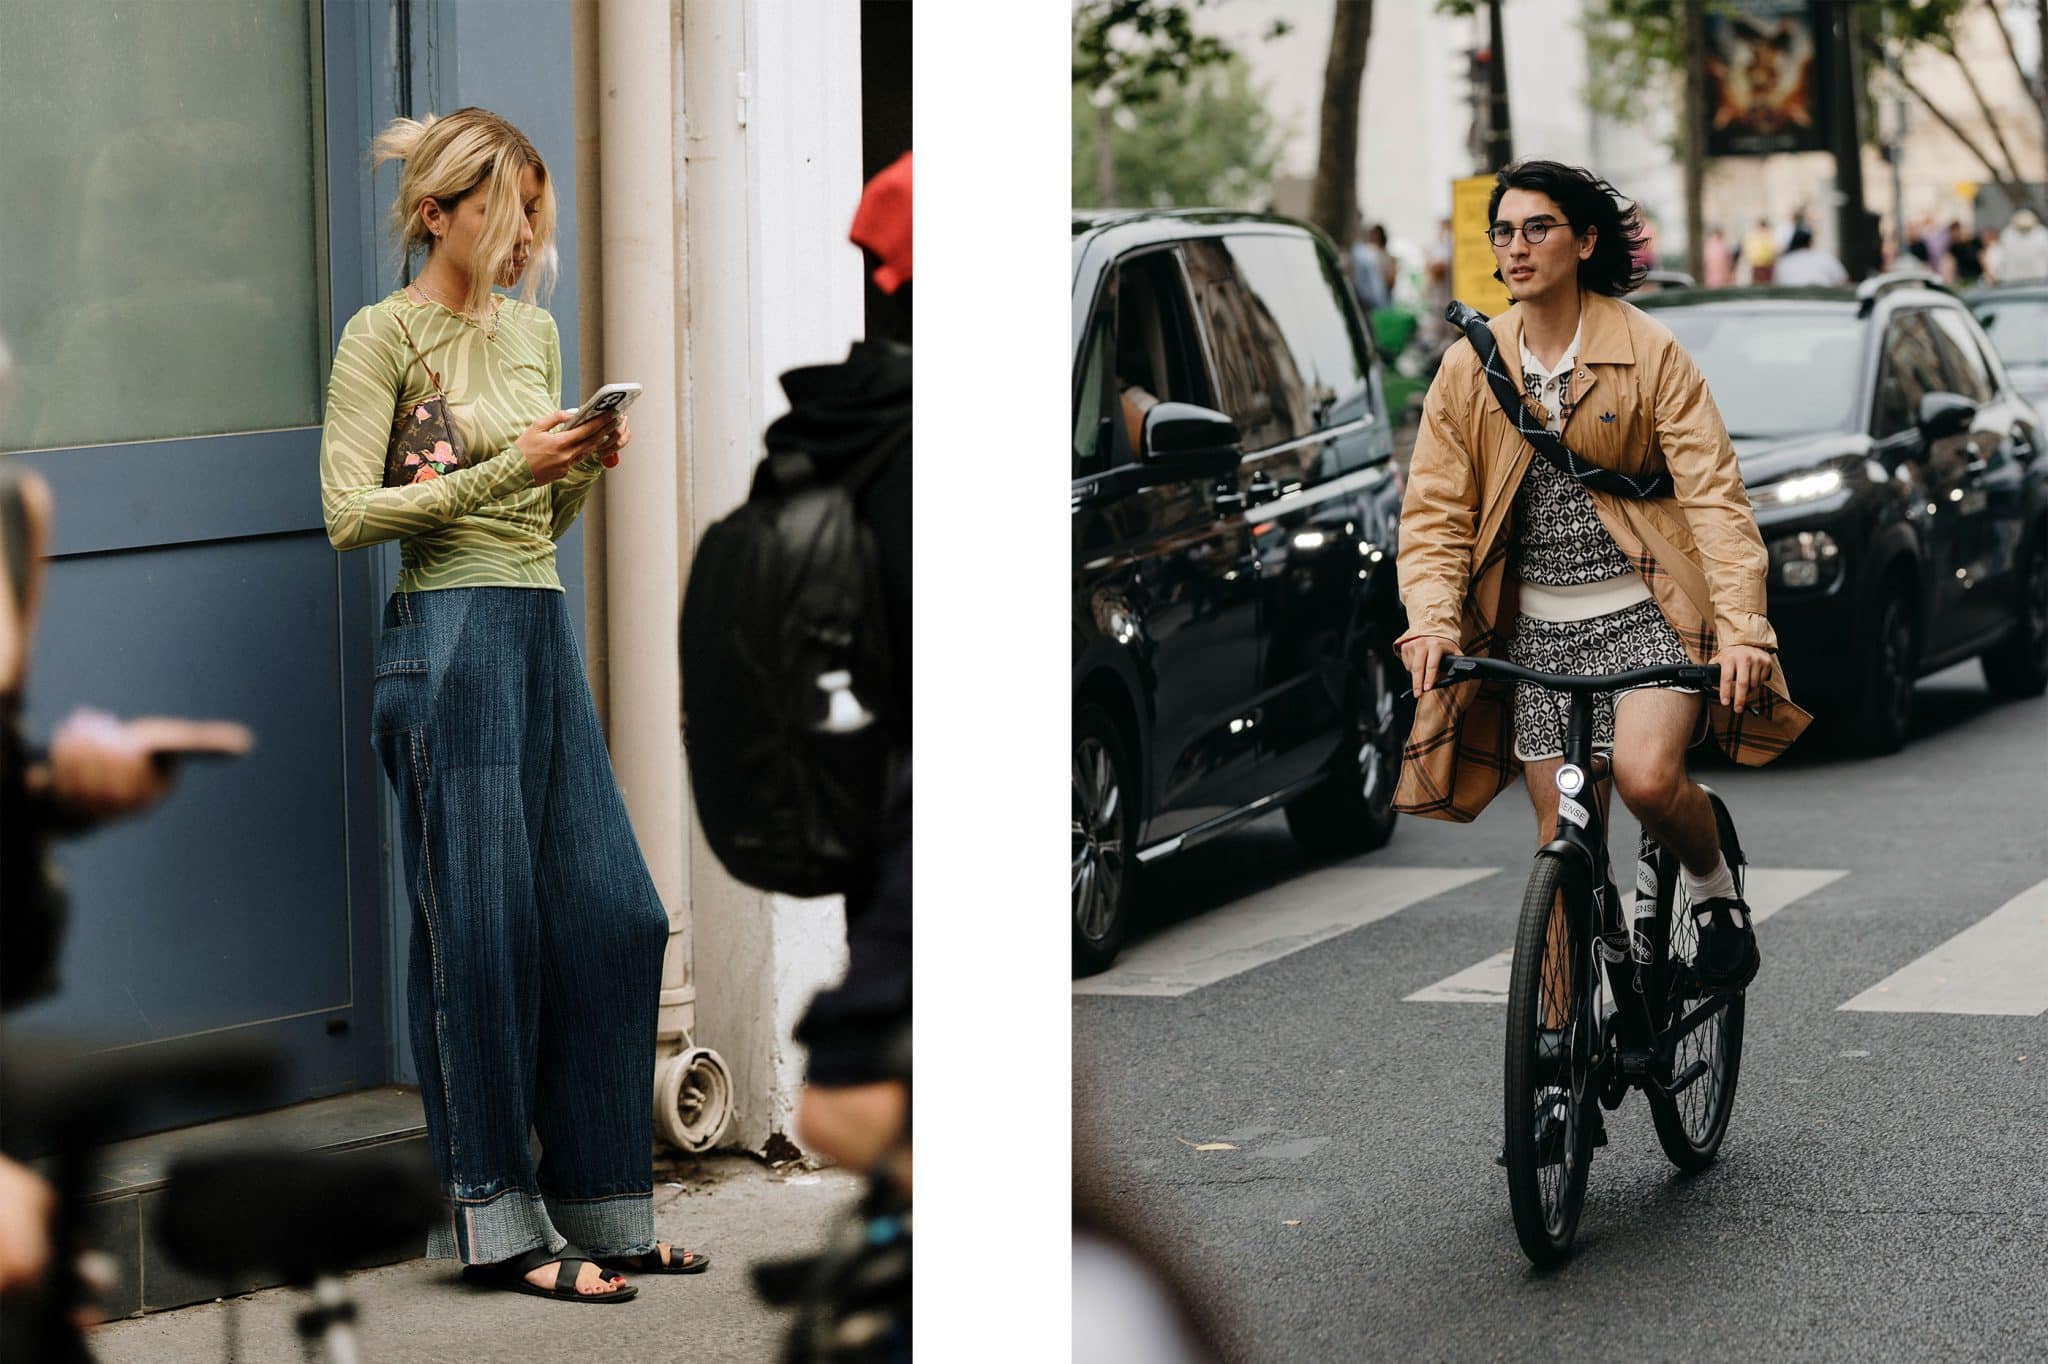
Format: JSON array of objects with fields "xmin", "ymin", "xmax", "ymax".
[{"xmin": 1075, "ymin": 661, "xmax": 2048, "ymax": 1362}]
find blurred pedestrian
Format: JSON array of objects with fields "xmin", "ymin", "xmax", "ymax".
[
  {"xmin": 1981, "ymin": 225, "xmax": 2003, "ymax": 284},
  {"xmin": 789, "ymin": 150, "xmax": 914, "ymax": 1192},
  {"xmin": 1946, "ymin": 220, "xmax": 1985, "ymax": 286},
  {"xmin": 320, "ymin": 106, "xmax": 698, "ymax": 1304},
  {"xmin": 1772, "ymin": 225, "xmax": 1848, "ymax": 286},
  {"xmin": 1999, "ymin": 208, "xmax": 2048, "ymax": 281},
  {"xmin": 1421, "ymin": 216, "xmax": 1455, "ymax": 347},
  {"xmin": 1741, "ymin": 217, "xmax": 1778, "ymax": 284},
  {"xmin": 1703, "ymin": 225, "xmax": 1734, "ymax": 288},
  {"xmin": 1351, "ymin": 221, "xmax": 1393, "ymax": 313}
]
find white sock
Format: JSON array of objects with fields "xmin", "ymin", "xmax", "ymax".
[{"xmin": 1684, "ymin": 855, "xmax": 1740, "ymax": 916}]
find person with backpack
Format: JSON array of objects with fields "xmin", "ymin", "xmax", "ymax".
[
  {"xmin": 682, "ymin": 153, "xmax": 912, "ymax": 1191},
  {"xmin": 679, "ymin": 151, "xmax": 911, "ymax": 1361}
]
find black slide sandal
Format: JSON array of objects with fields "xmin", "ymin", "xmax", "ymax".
[
  {"xmin": 462, "ymin": 1244, "xmax": 638, "ymax": 1303},
  {"xmin": 597, "ymin": 1244, "xmax": 712, "ymax": 1275}
]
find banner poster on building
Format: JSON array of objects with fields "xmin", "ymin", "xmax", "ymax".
[
  {"xmin": 1450, "ymin": 175, "xmax": 1513, "ymax": 317},
  {"xmin": 1704, "ymin": 0, "xmax": 1827, "ymax": 157}
]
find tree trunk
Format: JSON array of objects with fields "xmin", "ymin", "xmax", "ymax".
[
  {"xmin": 1485, "ymin": 0, "xmax": 1513, "ymax": 170},
  {"xmin": 1095, "ymin": 97, "xmax": 1117, "ymax": 206},
  {"xmin": 1311, "ymin": 0, "xmax": 1373, "ymax": 247},
  {"xmin": 1683, "ymin": 0, "xmax": 1707, "ymax": 283}
]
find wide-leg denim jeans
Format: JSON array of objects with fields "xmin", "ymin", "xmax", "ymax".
[{"xmin": 371, "ymin": 587, "xmax": 668, "ymax": 1264}]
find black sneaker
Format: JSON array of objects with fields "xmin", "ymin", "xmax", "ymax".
[{"xmin": 1692, "ymin": 895, "xmax": 1760, "ymax": 990}]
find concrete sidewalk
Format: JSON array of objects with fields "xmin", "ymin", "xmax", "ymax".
[{"xmin": 88, "ymin": 1154, "xmax": 860, "ymax": 1364}]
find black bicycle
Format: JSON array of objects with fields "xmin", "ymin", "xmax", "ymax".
[{"xmin": 1435, "ymin": 655, "xmax": 1748, "ymax": 1268}]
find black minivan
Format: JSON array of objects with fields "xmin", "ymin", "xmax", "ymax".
[{"xmin": 1072, "ymin": 210, "xmax": 1410, "ymax": 973}]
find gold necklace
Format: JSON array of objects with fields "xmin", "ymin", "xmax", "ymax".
[{"xmin": 408, "ymin": 278, "xmax": 498, "ymax": 341}]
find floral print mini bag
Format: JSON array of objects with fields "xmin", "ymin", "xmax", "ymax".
[{"xmin": 382, "ymin": 313, "xmax": 468, "ymax": 487}]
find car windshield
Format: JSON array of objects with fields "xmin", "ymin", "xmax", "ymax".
[
  {"xmin": 1650, "ymin": 308, "xmax": 1864, "ymax": 439},
  {"xmin": 1970, "ymin": 296, "xmax": 2048, "ymax": 367}
]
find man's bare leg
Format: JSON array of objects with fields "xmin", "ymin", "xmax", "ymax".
[
  {"xmin": 1608, "ymin": 689, "xmax": 1716, "ymax": 873},
  {"xmin": 1611, "ymin": 687, "xmax": 1758, "ymax": 986}
]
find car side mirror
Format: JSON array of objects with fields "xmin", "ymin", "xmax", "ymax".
[
  {"xmin": 1916, "ymin": 391, "xmax": 1978, "ymax": 444},
  {"xmin": 1141, "ymin": 402, "xmax": 1244, "ymax": 477}
]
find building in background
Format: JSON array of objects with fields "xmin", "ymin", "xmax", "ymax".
[{"xmin": 1203, "ymin": 1, "xmax": 2042, "ymax": 273}]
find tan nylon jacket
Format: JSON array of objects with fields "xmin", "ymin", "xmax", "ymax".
[{"xmin": 1393, "ymin": 290, "xmax": 1812, "ymax": 822}]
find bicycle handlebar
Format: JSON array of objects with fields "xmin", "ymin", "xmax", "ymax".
[{"xmin": 1436, "ymin": 655, "xmax": 1720, "ymax": 695}]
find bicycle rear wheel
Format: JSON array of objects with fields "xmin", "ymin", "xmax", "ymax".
[
  {"xmin": 1503, "ymin": 850, "xmax": 1595, "ymax": 1268},
  {"xmin": 1647, "ymin": 793, "xmax": 1747, "ymax": 1171}
]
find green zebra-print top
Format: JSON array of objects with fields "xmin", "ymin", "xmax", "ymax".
[{"xmin": 318, "ymin": 290, "xmax": 603, "ymax": 592}]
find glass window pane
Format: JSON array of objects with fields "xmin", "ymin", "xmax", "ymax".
[
  {"xmin": 1656, "ymin": 309, "xmax": 1864, "ymax": 438},
  {"xmin": 1073, "ymin": 303, "xmax": 1113, "ymax": 475},
  {"xmin": 1877, "ymin": 313, "xmax": 1946, "ymax": 439},
  {"xmin": 0, "ymin": 2, "xmax": 325, "ymax": 453},
  {"xmin": 1971, "ymin": 298, "xmax": 2048, "ymax": 368},
  {"xmin": 1183, "ymin": 238, "xmax": 1309, "ymax": 453},
  {"xmin": 1225, "ymin": 234, "xmax": 1369, "ymax": 434},
  {"xmin": 1926, "ymin": 308, "xmax": 1995, "ymax": 403}
]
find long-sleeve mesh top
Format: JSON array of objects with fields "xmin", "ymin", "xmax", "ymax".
[{"xmin": 318, "ymin": 290, "xmax": 603, "ymax": 591}]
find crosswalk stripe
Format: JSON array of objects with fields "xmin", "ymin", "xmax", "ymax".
[
  {"xmin": 1402, "ymin": 868, "xmax": 1849, "ymax": 1005},
  {"xmin": 1838, "ymin": 876, "xmax": 2048, "ymax": 1017},
  {"xmin": 1071, "ymin": 866, "xmax": 1497, "ymax": 998}
]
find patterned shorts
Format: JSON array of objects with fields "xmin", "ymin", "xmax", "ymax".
[{"xmin": 1506, "ymin": 598, "xmax": 1699, "ymax": 761}]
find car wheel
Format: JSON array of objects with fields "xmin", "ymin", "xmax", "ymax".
[
  {"xmin": 1851, "ymin": 579, "xmax": 1918, "ymax": 755},
  {"xmin": 1284, "ymin": 646, "xmax": 1403, "ymax": 856},
  {"xmin": 1981, "ymin": 535, "xmax": 2048, "ymax": 699},
  {"xmin": 1073, "ymin": 704, "xmax": 1136, "ymax": 976}
]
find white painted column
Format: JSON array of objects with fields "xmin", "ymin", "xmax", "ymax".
[{"xmin": 679, "ymin": 0, "xmax": 865, "ymax": 1154}]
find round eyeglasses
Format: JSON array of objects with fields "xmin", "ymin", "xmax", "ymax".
[{"xmin": 1486, "ymin": 219, "xmax": 1570, "ymax": 247}]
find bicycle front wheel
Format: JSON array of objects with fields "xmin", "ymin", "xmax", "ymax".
[
  {"xmin": 1647, "ymin": 801, "xmax": 1747, "ymax": 1171},
  {"xmin": 1503, "ymin": 850, "xmax": 1595, "ymax": 1268}
]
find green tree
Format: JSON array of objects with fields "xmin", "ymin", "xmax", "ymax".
[{"xmin": 1072, "ymin": 53, "xmax": 1286, "ymax": 210}]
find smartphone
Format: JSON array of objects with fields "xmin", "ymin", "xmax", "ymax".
[{"xmin": 555, "ymin": 382, "xmax": 642, "ymax": 432}]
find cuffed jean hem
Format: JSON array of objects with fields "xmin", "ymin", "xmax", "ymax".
[
  {"xmin": 426, "ymin": 1191, "xmax": 568, "ymax": 1264},
  {"xmin": 546, "ymin": 1192, "xmax": 657, "ymax": 1258}
]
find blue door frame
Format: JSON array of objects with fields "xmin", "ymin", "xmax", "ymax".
[{"xmin": 8, "ymin": 0, "xmax": 580, "ymax": 1123}]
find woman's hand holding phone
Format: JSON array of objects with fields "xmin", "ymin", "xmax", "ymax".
[{"xmin": 517, "ymin": 409, "xmax": 627, "ymax": 485}]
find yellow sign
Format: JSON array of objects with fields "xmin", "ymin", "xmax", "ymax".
[{"xmin": 1451, "ymin": 174, "xmax": 1513, "ymax": 318}]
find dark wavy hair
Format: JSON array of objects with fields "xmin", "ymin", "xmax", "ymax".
[{"xmin": 1487, "ymin": 158, "xmax": 1649, "ymax": 296}]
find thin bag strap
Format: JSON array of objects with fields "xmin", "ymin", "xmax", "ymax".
[
  {"xmin": 390, "ymin": 308, "xmax": 447, "ymax": 397},
  {"xmin": 1445, "ymin": 300, "xmax": 1674, "ymax": 500}
]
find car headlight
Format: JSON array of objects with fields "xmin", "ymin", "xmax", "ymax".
[
  {"xmin": 1769, "ymin": 529, "xmax": 1842, "ymax": 589},
  {"xmin": 1758, "ymin": 467, "xmax": 1844, "ymax": 506}
]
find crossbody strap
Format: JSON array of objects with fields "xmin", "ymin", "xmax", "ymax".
[
  {"xmin": 390, "ymin": 309, "xmax": 447, "ymax": 398},
  {"xmin": 1445, "ymin": 300, "xmax": 1673, "ymax": 500}
]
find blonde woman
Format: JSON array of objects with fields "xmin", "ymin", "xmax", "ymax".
[{"xmin": 319, "ymin": 108, "xmax": 705, "ymax": 1303}]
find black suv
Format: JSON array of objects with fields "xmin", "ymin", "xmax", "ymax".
[
  {"xmin": 1636, "ymin": 274, "xmax": 2048, "ymax": 751},
  {"xmin": 1072, "ymin": 210, "xmax": 1409, "ymax": 973}
]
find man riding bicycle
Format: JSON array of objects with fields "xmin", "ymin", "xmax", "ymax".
[{"xmin": 1394, "ymin": 159, "xmax": 1812, "ymax": 991}]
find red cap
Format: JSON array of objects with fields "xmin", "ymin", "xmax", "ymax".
[{"xmin": 850, "ymin": 151, "xmax": 912, "ymax": 294}]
